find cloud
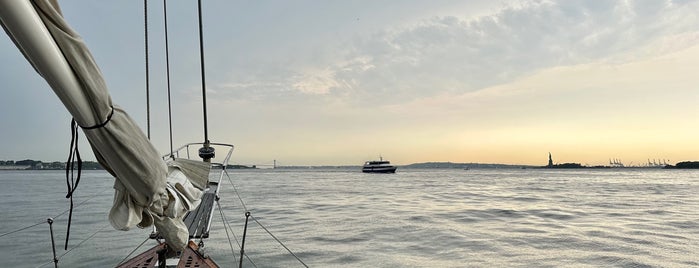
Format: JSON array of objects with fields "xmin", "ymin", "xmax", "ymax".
[
  {"xmin": 292, "ymin": 68, "xmax": 343, "ymax": 95},
  {"xmin": 205, "ymin": 0, "xmax": 699, "ymax": 111},
  {"xmin": 319, "ymin": 0, "xmax": 699, "ymax": 104}
]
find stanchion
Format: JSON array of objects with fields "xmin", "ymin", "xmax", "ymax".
[
  {"xmin": 47, "ymin": 218, "xmax": 58, "ymax": 268},
  {"xmin": 239, "ymin": 211, "xmax": 251, "ymax": 268}
]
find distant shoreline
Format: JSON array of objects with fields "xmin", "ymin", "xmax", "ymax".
[{"xmin": 3, "ymin": 160, "xmax": 698, "ymax": 170}]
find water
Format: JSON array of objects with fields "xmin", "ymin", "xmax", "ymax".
[{"xmin": 1, "ymin": 169, "xmax": 699, "ymax": 267}]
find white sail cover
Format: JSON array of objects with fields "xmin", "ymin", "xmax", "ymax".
[{"xmin": 0, "ymin": 0, "xmax": 205, "ymax": 250}]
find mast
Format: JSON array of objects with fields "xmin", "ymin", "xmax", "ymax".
[{"xmin": 197, "ymin": 0, "xmax": 215, "ymax": 162}]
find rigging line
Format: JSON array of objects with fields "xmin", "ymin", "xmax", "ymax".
[
  {"xmin": 34, "ymin": 259, "xmax": 55, "ymax": 268},
  {"xmin": 57, "ymin": 223, "xmax": 110, "ymax": 260},
  {"xmin": 35, "ymin": 224, "xmax": 110, "ymax": 268},
  {"xmin": 244, "ymin": 246, "xmax": 258, "ymax": 268},
  {"xmin": 197, "ymin": 0, "xmax": 209, "ymax": 143},
  {"xmin": 144, "ymin": 0, "xmax": 151, "ymax": 139},
  {"xmin": 116, "ymin": 236, "xmax": 151, "ymax": 266},
  {"xmin": 222, "ymin": 171, "xmax": 302, "ymax": 267},
  {"xmin": 163, "ymin": 0, "xmax": 174, "ymax": 157},
  {"xmin": 224, "ymin": 169, "xmax": 248, "ymax": 212},
  {"xmin": 219, "ymin": 201, "xmax": 242, "ymax": 245},
  {"xmin": 53, "ymin": 187, "xmax": 110, "ymax": 220},
  {"xmin": 0, "ymin": 187, "xmax": 109, "ymax": 239},
  {"xmin": 250, "ymin": 214, "xmax": 309, "ymax": 268},
  {"xmin": 0, "ymin": 221, "xmax": 45, "ymax": 238},
  {"xmin": 216, "ymin": 200, "xmax": 239, "ymax": 264},
  {"xmin": 218, "ymin": 174, "xmax": 258, "ymax": 267},
  {"xmin": 218, "ymin": 202, "xmax": 259, "ymax": 268}
]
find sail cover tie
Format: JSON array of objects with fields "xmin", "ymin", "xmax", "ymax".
[
  {"xmin": 64, "ymin": 119, "xmax": 81, "ymax": 249},
  {"xmin": 79, "ymin": 105, "xmax": 114, "ymax": 130},
  {"xmin": 63, "ymin": 106, "xmax": 113, "ymax": 249}
]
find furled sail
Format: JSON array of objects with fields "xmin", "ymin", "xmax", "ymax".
[{"xmin": 0, "ymin": 0, "xmax": 204, "ymax": 250}]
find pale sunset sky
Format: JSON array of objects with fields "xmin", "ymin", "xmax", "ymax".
[{"xmin": 1, "ymin": 0, "xmax": 698, "ymax": 166}]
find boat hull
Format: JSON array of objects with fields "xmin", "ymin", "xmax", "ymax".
[{"xmin": 362, "ymin": 166, "xmax": 397, "ymax": 173}]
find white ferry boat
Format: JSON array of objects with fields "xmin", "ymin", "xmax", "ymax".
[{"xmin": 362, "ymin": 157, "xmax": 397, "ymax": 173}]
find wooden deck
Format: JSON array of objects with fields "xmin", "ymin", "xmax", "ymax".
[
  {"xmin": 183, "ymin": 182, "xmax": 218, "ymax": 238},
  {"xmin": 116, "ymin": 241, "xmax": 219, "ymax": 268}
]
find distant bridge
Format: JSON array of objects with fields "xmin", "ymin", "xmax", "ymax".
[{"xmin": 238, "ymin": 160, "xmax": 280, "ymax": 168}]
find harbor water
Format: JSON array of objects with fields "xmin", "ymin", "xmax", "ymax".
[{"xmin": 1, "ymin": 168, "xmax": 698, "ymax": 267}]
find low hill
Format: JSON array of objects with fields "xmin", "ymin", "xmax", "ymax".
[{"xmin": 402, "ymin": 162, "xmax": 532, "ymax": 169}]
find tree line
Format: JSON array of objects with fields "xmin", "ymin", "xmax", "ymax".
[{"xmin": 0, "ymin": 159, "xmax": 103, "ymax": 170}]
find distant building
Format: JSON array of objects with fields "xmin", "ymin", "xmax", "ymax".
[{"xmin": 0, "ymin": 165, "xmax": 31, "ymax": 170}]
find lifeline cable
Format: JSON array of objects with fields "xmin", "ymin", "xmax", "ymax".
[
  {"xmin": 0, "ymin": 221, "xmax": 44, "ymax": 238},
  {"xmin": 222, "ymin": 170, "xmax": 303, "ymax": 267},
  {"xmin": 217, "ymin": 198, "xmax": 258, "ymax": 268},
  {"xmin": 216, "ymin": 200, "xmax": 239, "ymax": 265},
  {"xmin": 0, "ymin": 187, "xmax": 108, "ymax": 239},
  {"xmin": 56, "ymin": 224, "xmax": 110, "ymax": 260},
  {"xmin": 53, "ymin": 187, "xmax": 110, "ymax": 220},
  {"xmin": 116, "ymin": 236, "xmax": 151, "ymax": 266},
  {"xmin": 224, "ymin": 169, "xmax": 248, "ymax": 212},
  {"xmin": 36, "ymin": 224, "xmax": 110, "ymax": 268},
  {"xmin": 250, "ymin": 214, "xmax": 309, "ymax": 268}
]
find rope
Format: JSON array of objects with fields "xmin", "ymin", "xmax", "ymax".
[
  {"xmin": 224, "ymin": 169, "xmax": 248, "ymax": 212},
  {"xmin": 216, "ymin": 200, "xmax": 239, "ymax": 264},
  {"xmin": 64, "ymin": 119, "xmax": 83, "ymax": 250},
  {"xmin": 0, "ymin": 221, "xmax": 45, "ymax": 238},
  {"xmin": 53, "ymin": 187, "xmax": 110, "ymax": 220},
  {"xmin": 222, "ymin": 170, "xmax": 303, "ymax": 267},
  {"xmin": 250, "ymin": 214, "xmax": 309, "ymax": 268},
  {"xmin": 144, "ymin": 0, "xmax": 151, "ymax": 139},
  {"xmin": 116, "ymin": 236, "xmax": 151, "ymax": 266},
  {"xmin": 35, "ymin": 224, "xmax": 110, "ymax": 268},
  {"xmin": 56, "ymin": 224, "xmax": 109, "ymax": 259},
  {"xmin": 163, "ymin": 0, "xmax": 174, "ymax": 157},
  {"xmin": 64, "ymin": 101, "xmax": 113, "ymax": 250},
  {"xmin": 78, "ymin": 106, "xmax": 114, "ymax": 130},
  {"xmin": 217, "ymin": 201, "xmax": 258, "ymax": 268},
  {"xmin": 220, "ymin": 171, "xmax": 263, "ymax": 267},
  {"xmin": 0, "ymin": 187, "xmax": 108, "ymax": 239},
  {"xmin": 35, "ymin": 259, "xmax": 55, "ymax": 268}
]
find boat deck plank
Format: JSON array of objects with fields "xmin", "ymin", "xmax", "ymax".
[{"xmin": 183, "ymin": 182, "xmax": 218, "ymax": 238}]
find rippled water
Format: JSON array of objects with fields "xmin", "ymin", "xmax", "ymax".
[{"xmin": 1, "ymin": 169, "xmax": 698, "ymax": 267}]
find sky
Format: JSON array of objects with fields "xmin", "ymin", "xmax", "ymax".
[{"xmin": 1, "ymin": 0, "xmax": 698, "ymax": 166}]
